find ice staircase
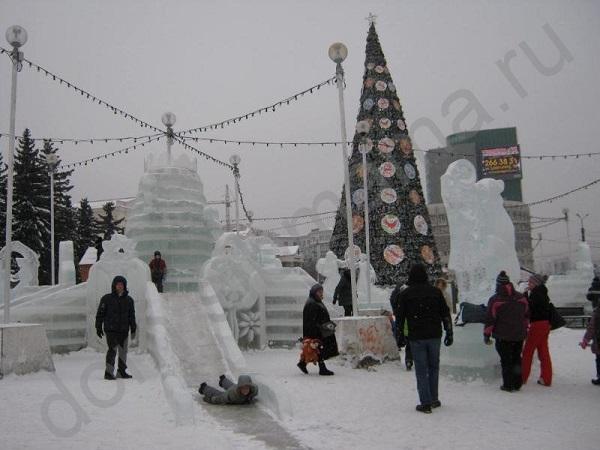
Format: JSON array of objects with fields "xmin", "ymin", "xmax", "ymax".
[
  {"xmin": 262, "ymin": 267, "xmax": 315, "ymax": 347},
  {"xmin": 8, "ymin": 284, "xmax": 88, "ymax": 353}
]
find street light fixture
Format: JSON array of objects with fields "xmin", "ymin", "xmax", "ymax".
[
  {"xmin": 45, "ymin": 153, "xmax": 59, "ymax": 285},
  {"xmin": 229, "ymin": 155, "xmax": 241, "ymax": 234},
  {"xmin": 3, "ymin": 25, "xmax": 27, "ymax": 324},
  {"xmin": 329, "ymin": 41, "xmax": 358, "ymax": 316},
  {"xmin": 161, "ymin": 112, "xmax": 176, "ymax": 166},
  {"xmin": 575, "ymin": 212, "xmax": 589, "ymax": 242}
]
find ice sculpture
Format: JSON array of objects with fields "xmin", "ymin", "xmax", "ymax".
[
  {"xmin": 546, "ymin": 241, "xmax": 595, "ymax": 311},
  {"xmin": 126, "ymin": 151, "xmax": 222, "ymax": 292},
  {"xmin": 86, "ymin": 234, "xmax": 150, "ymax": 351},
  {"xmin": 316, "ymin": 251, "xmax": 343, "ymax": 302},
  {"xmin": 442, "ymin": 160, "xmax": 520, "ymax": 304},
  {"xmin": 0, "ymin": 241, "xmax": 39, "ymax": 293},
  {"xmin": 203, "ymin": 232, "xmax": 316, "ymax": 347},
  {"xmin": 58, "ymin": 241, "xmax": 76, "ymax": 286},
  {"xmin": 202, "ymin": 233, "xmax": 266, "ymax": 348},
  {"xmin": 357, "ymin": 253, "xmax": 377, "ymax": 304}
]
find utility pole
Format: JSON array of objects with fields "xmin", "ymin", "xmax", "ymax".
[
  {"xmin": 576, "ymin": 212, "xmax": 589, "ymax": 242},
  {"xmin": 225, "ymin": 185, "xmax": 231, "ymax": 232}
]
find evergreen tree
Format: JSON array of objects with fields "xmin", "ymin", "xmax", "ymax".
[
  {"xmin": 95, "ymin": 201, "xmax": 124, "ymax": 240},
  {"xmin": 0, "ymin": 151, "xmax": 6, "ymax": 248},
  {"xmin": 13, "ymin": 129, "xmax": 51, "ymax": 283},
  {"xmin": 41, "ymin": 140, "xmax": 76, "ymax": 282},
  {"xmin": 75, "ymin": 197, "xmax": 99, "ymax": 261},
  {"xmin": 330, "ymin": 22, "xmax": 442, "ymax": 285}
]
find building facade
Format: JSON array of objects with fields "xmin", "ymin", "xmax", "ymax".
[{"xmin": 271, "ymin": 228, "xmax": 333, "ymax": 278}]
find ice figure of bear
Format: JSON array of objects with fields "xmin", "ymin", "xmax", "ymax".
[
  {"xmin": 441, "ymin": 159, "xmax": 520, "ymax": 304},
  {"xmin": 316, "ymin": 251, "xmax": 342, "ymax": 302}
]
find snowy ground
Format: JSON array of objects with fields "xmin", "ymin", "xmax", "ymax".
[{"xmin": 1, "ymin": 328, "xmax": 598, "ymax": 450}]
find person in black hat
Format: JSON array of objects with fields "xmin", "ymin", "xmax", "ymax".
[
  {"xmin": 484, "ymin": 271, "xmax": 529, "ymax": 392},
  {"xmin": 149, "ymin": 250, "xmax": 167, "ymax": 293},
  {"xmin": 95, "ymin": 275, "xmax": 137, "ymax": 380}
]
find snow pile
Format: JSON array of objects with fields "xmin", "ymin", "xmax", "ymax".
[{"xmin": 442, "ymin": 160, "xmax": 521, "ymax": 304}]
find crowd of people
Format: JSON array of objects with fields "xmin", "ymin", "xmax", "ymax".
[
  {"xmin": 92, "ymin": 249, "xmax": 600, "ymax": 412},
  {"xmin": 295, "ymin": 264, "xmax": 600, "ymax": 414}
]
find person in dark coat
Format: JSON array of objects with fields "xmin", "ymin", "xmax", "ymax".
[
  {"xmin": 580, "ymin": 305, "xmax": 600, "ymax": 385},
  {"xmin": 394, "ymin": 264, "xmax": 453, "ymax": 414},
  {"xmin": 95, "ymin": 275, "xmax": 137, "ymax": 380},
  {"xmin": 521, "ymin": 273, "xmax": 553, "ymax": 386},
  {"xmin": 333, "ymin": 269, "xmax": 353, "ymax": 316},
  {"xmin": 199, "ymin": 374, "xmax": 258, "ymax": 404},
  {"xmin": 297, "ymin": 284, "xmax": 339, "ymax": 376},
  {"xmin": 483, "ymin": 271, "xmax": 529, "ymax": 392},
  {"xmin": 389, "ymin": 283, "xmax": 413, "ymax": 371},
  {"xmin": 149, "ymin": 250, "xmax": 167, "ymax": 293},
  {"xmin": 586, "ymin": 276, "xmax": 600, "ymax": 308}
]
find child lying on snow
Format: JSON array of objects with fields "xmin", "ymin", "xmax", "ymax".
[{"xmin": 199, "ymin": 374, "xmax": 258, "ymax": 404}]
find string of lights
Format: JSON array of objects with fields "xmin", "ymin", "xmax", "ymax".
[
  {"xmin": 172, "ymin": 136, "xmax": 233, "ymax": 169},
  {"xmin": 176, "ymin": 76, "xmax": 337, "ymax": 136},
  {"xmin": 235, "ymin": 174, "xmax": 253, "ymax": 222},
  {"xmin": 248, "ymin": 210, "xmax": 338, "ymax": 222},
  {"xmin": 179, "ymin": 135, "xmax": 600, "ymax": 160},
  {"xmin": 0, "ymin": 131, "xmax": 162, "ymax": 145},
  {"xmin": 0, "ymin": 47, "xmax": 166, "ymax": 135},
  {"xmin": 506, "ymin": 177, "xmax": 600, "ymax": 208},
  {"xmin": 257, "ymin": 214, "xmax": 337, "ymax": 233},
  {"xmin": 58, "ymin": 135, "xmax": 164, "ymax": 169}
]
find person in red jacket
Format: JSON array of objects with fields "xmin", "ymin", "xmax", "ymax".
[
  {"xmin": 149, "ymin": 251, "xmax": 167, "ymax": 293},
  {"xmin": 521, "ymin": 273, "xmax": 553, "ymax": 386},
  {"xmin": 484, "ymin": 271, "xmax": 529, "ymax": 392}
]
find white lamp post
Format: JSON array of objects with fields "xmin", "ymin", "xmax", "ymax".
[
  {"xmin": 229, "ymin": 154, "xmax": 241, "ymax": 234},
  {"xmin": 357, "ymin": 133, "xmax": 372, "ymax": 306},
  {"xmin": 161, "ymin": 112, "xmax": 176, "ymax": 166},
  {"xmin": 3, "ymin": 25, "xmax": 27, "ymax": 323},
  {"xmin": 44, "ymin": 153, "xmax": 59, "ymax": 285},
  {"xmin": 329, "ymin": 42, "xmax": 358, "ymax": 316}
]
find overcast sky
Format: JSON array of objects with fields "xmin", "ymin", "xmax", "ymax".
[{"xmin": 1, "ymin": 0, "xmax": 599, "ymax": 266}]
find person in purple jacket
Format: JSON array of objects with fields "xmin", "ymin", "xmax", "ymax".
[
  {"xmin": 579, "ymin": 305, "xmax": 600, "ymax": 385},
  {"xmin": 483, "ymin": 271, "xmax": 530, "ymax": 392}
]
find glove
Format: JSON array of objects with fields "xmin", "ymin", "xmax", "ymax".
[
  {"xmin": 396, "ymin": 332, "xmax": 406, "ymax": 348},
  {"xmin": 444, "ymin": 332, "xmax": 453, "ymax": 347},
  {"xmin": 96, "ymin": 328, "xmax": 104, "ymax": 339},
  {"xmin": 484, "ymin": 334, "xmax": 492, "ymax": 345},
  {"xmin": 579, "ymin": 340, "xmax": 588, "ymax": 349}
]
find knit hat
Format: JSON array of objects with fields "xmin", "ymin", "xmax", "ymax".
[
  {"xmin": 528, "ymin": 273, "xmax": 545, "ymax": 288},
  {"xmin": 496, "ymin": 271, "xmax": 510, "ymax": 286}
]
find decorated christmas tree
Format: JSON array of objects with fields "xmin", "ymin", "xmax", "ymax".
[{"xmin": 330, "ymin": 20, "xmax": 442, "ymax": 286}]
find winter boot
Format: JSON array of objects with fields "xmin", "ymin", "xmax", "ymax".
[
  {"xmin": 117, "ymin": 370, "xmax": 132, "ymax": 379},
  {"xmin": 318, "ymin": 361, "xmax": 334, "ymax": 376},
  {"xmin": 431, "ymin": 400, "xmax": 441, "ymax": 408},
  {"xmin": 297, "ymin": 361, "xmax": 308, "ymax": 374},
  {"xmin": 104, "ymin": 371, "xmax": 116, "ymax": 380},
  {"xmin": 416, "ymin": 404, "xmax": 432, "ymax": 414},
  {"xmin": 405, "ymin": 359, "xmax": 413, "ymax": 371},
  {"xmin": 199, "ymin": 382, "xmax": 207, "ymax": 395},
  {"xmin": 591, "ymin": 378, "xmax": 600, "ymax": 386},
  {"xmin": 218, "ymin": 374, "xmax": 226, "ymax": 387}
]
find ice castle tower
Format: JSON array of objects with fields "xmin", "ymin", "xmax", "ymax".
[{"xmin": 126, "ymin": 150, "xmax": 222, "ymax": 292}]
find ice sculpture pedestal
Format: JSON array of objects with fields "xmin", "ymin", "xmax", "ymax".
[
  {"xmin": 0, "ymin": 323, "xmax": 55, "ymax": 377},
  {"xmin": 332, "ymin": 316, "xmax": 399, "ymax": 367},
  {"xmin": 441, "ymin": 325, "xmax": 499, "ymax": 382}
]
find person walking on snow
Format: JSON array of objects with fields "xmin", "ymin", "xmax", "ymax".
[
  {"xmin": 394, "ymin": 264, "xmax": 453, "ymax": 414},
  {"xmin": 521, "ymin": 273, "xmax": 553, "ymax": 387},
  {"xmin": 95, "ymin": 275, "xmax": 137, "ymax": 380},
  {"xmin": 149, "ymin": 250, "xmax": 167, "ymax": 293},
  {"xmin": 199, "ymin": 374, "xmax": 258, "ymax": 404},
  {"xmin": 389, "ymin": 283, "xmax": 414, "ymax": 371},
  {"xmin": 483, "ymin": 271, "xmax": 529, "ymax": 392},
  {"xmin": 333, "ymin": 269, "xmax": 353, "ymax": 316},
  {"xmin": 580, "ymin": 304, "xmax": 600, "ymax": 385},
  {"xmin": 298, "ymin": 284, "xmax": 339, "ymax": 376}
]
